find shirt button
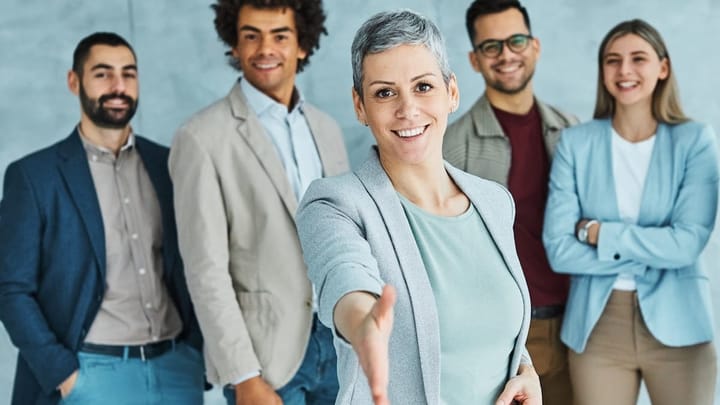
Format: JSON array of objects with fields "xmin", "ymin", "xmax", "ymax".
[
  {"xmin": 131, "ymin": 233, "xmax": 139, "ymax": 240},
  {"xmin": 145, "ymin": 303, "xmax": 152, "ymax": 309},
  {"xmin": 152, "ymin": 336, "xmax": 159, "ymax": 342},
  {"xmin": 613, "ymin": 253, "xmax": 621, "ymax": 260},
  {"xmin": 305, "ymin": 300, "xmax": 312, "ymax": 308},
  {"xmin": 91, "ymin": 155, "xmax": 98, "ymax": 162},
  {"xmin": 139, "ymin": 268, "xmax": 146, "ymax": 275},
  {"xmin": 123, "ymin": 197, "xmax": 130, "ymax": 204}
]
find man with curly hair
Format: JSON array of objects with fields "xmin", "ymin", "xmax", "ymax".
[{"xmin": 169, "ymin": 1, "xmax": 348, "ymax": 404}]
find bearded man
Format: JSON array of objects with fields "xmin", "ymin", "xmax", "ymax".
[{"xmin": 0, "ymin": 32, "xmax": 204, "ymax": 405}]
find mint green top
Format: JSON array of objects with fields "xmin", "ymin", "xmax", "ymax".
[{"xmin": 399, "ymin": 195, "xmax": 523, "ymax": 405}]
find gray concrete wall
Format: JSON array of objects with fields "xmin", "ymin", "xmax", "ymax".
[{"xmin": 1, "ymin": 1, "xmax": 719, "ymax": 403}]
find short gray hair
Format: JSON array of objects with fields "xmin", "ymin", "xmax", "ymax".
[{"xmin": 351, "ymin": 9, "xmax": 452, "ymax": 99}]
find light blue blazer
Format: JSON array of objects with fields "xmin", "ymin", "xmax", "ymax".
[
  {"xmin": 296, "ymin": 148, "xmax": 531, "ymax": 404},
  {"xmin": 543, "ymin": 119, "xmax": 719, "ymax": 353}
]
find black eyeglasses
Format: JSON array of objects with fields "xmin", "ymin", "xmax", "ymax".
[{"xmin": 474, "ymin": 34, "xmax": 533, "ymax": 58}]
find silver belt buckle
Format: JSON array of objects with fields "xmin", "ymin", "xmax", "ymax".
[{"xmin": 140, "ymin": 346, "xmax": 146, "ymax": 361}]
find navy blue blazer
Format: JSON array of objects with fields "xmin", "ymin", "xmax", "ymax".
[{"xmin": 0, "ymin": 129, "xmax": 202, "ymax": 405}]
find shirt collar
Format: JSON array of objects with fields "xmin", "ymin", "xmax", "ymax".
[
  {"xmin": 239, "ymin": 77, "xmax": 305, "ymax": 117},
  {"xmin": 77, "ymin": 124, "xmax": 135, "ymax": 160}
]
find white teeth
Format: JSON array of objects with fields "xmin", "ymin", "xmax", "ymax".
[
  {"xmin": 104, "ymin": 100, "xmax": 127, "ymax": 107},
  {"xmin": 618, "ymin": 81, "xmax": 637, "ymax": 88},
  {"xmin": 497, "ymin": 63, "xmax": 520, "ymax": 73},
  {"xmin": 256, "ymin": 63, "xmax": 278, "ymax": 69},
  {"xmin": 396, "ymin": 127, "xmax": 425, "ymax": 138}
]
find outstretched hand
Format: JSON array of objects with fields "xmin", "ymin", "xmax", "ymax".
[{"xmin": 350, "ymin": 285, "xmax": 396, "ymax": 405}]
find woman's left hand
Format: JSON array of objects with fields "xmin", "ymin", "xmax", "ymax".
[{"xmin": 495, "ymin": 364, "xmax": 542, "ymax": 405}]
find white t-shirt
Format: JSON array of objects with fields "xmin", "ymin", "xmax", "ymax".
[{"xmin": 610, "ymin": 128, "xmax": 656, "ymax": 291}]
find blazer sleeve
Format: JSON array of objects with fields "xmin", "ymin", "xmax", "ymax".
[
  {"xmin": 543, "ymin": 130, "xmax": 647, "ymax": 277},
  {"xmin": 169, "ymin": 129, "xmax": 260, "ymax": 385},
  {"xmin": 296, "ymin": 177, "xmax": 384, "ymax": 333},
  {"xmin": 596, "ymin": 124, "xmax": 719, "ymax": 268},
  {"xmin": 0, "ymin": 162, "xmax": 78, "ymax": 394}
]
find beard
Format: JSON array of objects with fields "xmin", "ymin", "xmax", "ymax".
[
  {"xmin": 79, "ymin": 84, "xmax": 138, "ymax": 129},
  {"xmin": 487, "ymin": 65, "xmax": 535, "ymax": 95}
]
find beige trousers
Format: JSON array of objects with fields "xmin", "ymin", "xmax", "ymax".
[
  {"xmin": 527, "ymin": 316, "xmax": 573, "ymax": 405},
  {"xmin": 569, "ymin": 290, "xmax": 716, "ymax": 405}
]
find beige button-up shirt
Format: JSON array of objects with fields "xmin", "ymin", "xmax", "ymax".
[{"xmin": 80, "ymin": 130, "xmax": 182, "ymax": 345}]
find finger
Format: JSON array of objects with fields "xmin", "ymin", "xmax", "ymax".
[
  {"xmin": 495, "ymin": 380, "xmax": 519, "ymax": 405},
  {"xmin": 373, "ymin": 391, "xmax": 390, "ymax": 405},
  {"xmin": 363, "ymin": 285, "xmax": 394, "ymax": 405},
  {"xmin": 372, "ymin": 284, "xmax": 396, "ymax": 323},
  {"xmin": 365, "ymin": 342, "xmax": 389, "ymax": 402},
  {"xmin": 496, "ymin": 378, "xmax": 540, "ymax": 405}
]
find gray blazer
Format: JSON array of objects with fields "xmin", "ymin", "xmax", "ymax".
[
  {"xmin": 169, "ymin": 81, "xmax": 349, "ymax": 387},
  {"xmin": 297, "ymin": 148, "xmax": 531, "ymax": 404}
]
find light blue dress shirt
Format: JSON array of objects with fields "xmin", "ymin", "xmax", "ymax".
[{"xmin": 241, "ymin": 78, "xmax": 322, "ymax": 201}]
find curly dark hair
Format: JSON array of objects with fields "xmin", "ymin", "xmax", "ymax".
[{"xmin": 212, "ymin": 0, "xmax": 327, "ymax": 73}]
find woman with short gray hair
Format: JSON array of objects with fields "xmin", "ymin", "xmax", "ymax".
[{"xmin": 297, "ymin": 9, "xmax": 540, "ymax": 404}]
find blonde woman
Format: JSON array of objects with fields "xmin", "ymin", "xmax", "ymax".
[{"xmin": 543, "ymin": 19, "xmax": 719, "ymax": 405}]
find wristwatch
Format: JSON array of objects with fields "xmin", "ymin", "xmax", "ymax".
[{"xmin": 577, "ymin": 219, "xmax": 598, "ymax": 243}]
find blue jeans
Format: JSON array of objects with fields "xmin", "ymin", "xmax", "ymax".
[
  {"xmin": 224, "ymin": 315, "xmax": 339, "ymax": 405},
  {"xmin": 61, "ymin": 341, "xmax": 204, "ymax": 405}
]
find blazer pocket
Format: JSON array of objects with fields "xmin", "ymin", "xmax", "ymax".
[{"xmin": 237, "ymin": 291, "xmax": 278, "ymax": 366}]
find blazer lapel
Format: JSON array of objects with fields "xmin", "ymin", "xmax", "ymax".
[
  {"xmin": 57, "ymin": 130, "xmax": 106, "ymax": 274},
  {"xmin": 356, "ymin": 149, "xmax": 440, "ymax": 404},
  {"xmin": 135, "ymin": 138, "xmax": 175, "ymax": 278},
  {"xmin": 304, "ymin": 105, "xmax": 348, "ymax": 177},
  {"xmin": 587, "ymin": 121, "xmax": 621, "ymax": 220},
  {"xmin": 228, "ymin": 82, "xmax": 298, "ymax": 216}
]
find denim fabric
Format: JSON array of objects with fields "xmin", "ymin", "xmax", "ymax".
[
  {"xmin": 224, "ymin": 315, "xmax": 338, "ymax": 405},
  {"xmin": 60, "ymin": 342, "xmax": 204, "ymax": 405}
]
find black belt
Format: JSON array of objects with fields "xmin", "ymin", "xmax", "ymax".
[
  {"xmin": 80, "ymin": 339, "xmax": 174, "ymax": 361},
  {"xmin": 531, "ymin": 305, "xmax": 564, "ymax": 319}
]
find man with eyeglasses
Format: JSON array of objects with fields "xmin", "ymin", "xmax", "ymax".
[{"xmin": 444, "ymin": 1, "xmax": 578, "ymax": 404}]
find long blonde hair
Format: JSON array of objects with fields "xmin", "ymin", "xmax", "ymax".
[{"xmin": 593, "ymin": 19, "xmax": 688, "ymax": 124}]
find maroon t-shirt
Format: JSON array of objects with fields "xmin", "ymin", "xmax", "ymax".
[{"xmin": 492, "ymin": 104, "xmax": 569, "ymax": 307}]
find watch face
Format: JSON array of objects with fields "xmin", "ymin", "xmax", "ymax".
[{"xmin": 578, "ymin": 227, "xmax": 588, "ymax": 242}]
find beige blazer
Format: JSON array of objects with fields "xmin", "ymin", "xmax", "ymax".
[{"xmin": 169, "ymin": 81, "xmax": 349, "ymax": 387}]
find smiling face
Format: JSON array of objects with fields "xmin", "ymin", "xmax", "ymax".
[
  {"xmin": 231, "ymin": 5, "xmax": 307, "ymax": 107},
  {"xmin": 68, "ymin": 44, "xmax": 138, "ymax": 130},
  {"xmin": 468, "ymin": 7, "xmax": 539, "ymax": 98},
  {"xmin": 353, "ymin": 44, "xmax": 458, "ymax": 168},
  {"xmin": 602, "ymin": 33, "xmax": 668, "ymax": 111}
]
